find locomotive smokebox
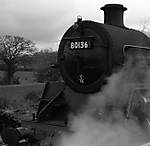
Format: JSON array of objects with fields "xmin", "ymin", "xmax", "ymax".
[{"xmin": 101, "ymin": 4, "xmax": 127, "ymax": 27}]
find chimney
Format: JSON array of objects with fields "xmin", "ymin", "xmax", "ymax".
[{"xmin": 101, "ymin": 4, "xmax": 127, "ymax": 27}]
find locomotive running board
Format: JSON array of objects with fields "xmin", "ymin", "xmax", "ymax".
[
  {"xmin": 123, "ymin": 45, "xmax": 150, "ymax": 56},
  {"xmin": 123, "ymin": 45, "xmax": 150, "ymax": 66}
]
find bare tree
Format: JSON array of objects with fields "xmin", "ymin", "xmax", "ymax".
[{"xmin": 0, "ymin": 35, "xmax": 37, "ymax": 84}]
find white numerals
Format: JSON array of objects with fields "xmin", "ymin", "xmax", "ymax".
[{"xmin": 70, "ymin": 41, "xmax": 89, "ymax": 49}]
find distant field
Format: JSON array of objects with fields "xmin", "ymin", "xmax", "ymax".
[
  {"xmin": 0, "ymin": 83, "xmax": 45, "ymax": 107},
  {"xmin": 0, "ymin": 71, "xmax": 37, "ymax": 84},
  {"xmin": 0, "ymin": 83, "xmax": 45, "ymax": 99}
]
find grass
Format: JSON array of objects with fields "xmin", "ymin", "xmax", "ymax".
[
  {"xmin": 0, "ymin": 71, "xmax": 64, "ymax": 144},
  {"xmin": 0, "ymin": 70, "xmax": 46, "ymax": 120},
  {"xmin": 0, "ymin": 70, "xmax": 45, "ymax": 107},
  {"xmin": 0, "ymin": 83, "xmax": 46, "ymax": 121},
  {"xmin": 0, "ymin": 83, "xmax": 45, "ymax": 100}
]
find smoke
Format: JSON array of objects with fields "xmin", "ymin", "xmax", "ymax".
[
  {"xmin": 57, "ymin": 49, "xmax": 150, "ymax": 146},
  {"xmin": 59, "ymin": 114, "xmax": 147, "ymax": 146}
]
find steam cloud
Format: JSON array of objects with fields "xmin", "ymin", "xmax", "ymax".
[{"xmin": 57, "ymin": 49, "xmax": 150, "ymax": 146}]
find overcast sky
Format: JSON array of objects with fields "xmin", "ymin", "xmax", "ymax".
[{"xmin": 0, "ymin": 0, "xmax": 150, "ymax": 50}]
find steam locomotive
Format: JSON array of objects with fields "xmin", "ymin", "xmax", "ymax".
[
  {"xmin": 57, "ymin": 4, "xmax": 150, "ymax": 111},
  {"xmin": 58, "ymin": 4, "xmax": 150, "ymax": 93},
  {"xmin": 2, "ymin": 4, "xmax": 150, "ymax": 146}
]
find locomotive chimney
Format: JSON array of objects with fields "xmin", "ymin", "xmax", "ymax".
[{"xmin": 101, "ymin": 4, "xmax": 127, "ymax": 27}]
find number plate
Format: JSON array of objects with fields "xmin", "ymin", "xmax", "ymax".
[{"xmin": 69, "ymin": 40, "xmax": 91, "ymax": 50}]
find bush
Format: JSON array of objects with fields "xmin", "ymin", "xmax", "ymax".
[
  {"xmin": 0, "ymin": 63, "xmax": 7, "ymax": 71},
  {"xmin": 0, "ymin": 75, "xmax": 20, "ymax": 85},
  {"xmin": 25, "ymin": 91, "xmax": 39, "ymax": 103},
  {"xmin": 13, "ymin": 76, "xmax": 20, "ymax": 84},
  {"xmin": 0, "ymin": 97, "xmax": 9, "ymax": 109},
  {"xmin": 34, "ymin": 65, "xmax": 61, "ymax": 83}
]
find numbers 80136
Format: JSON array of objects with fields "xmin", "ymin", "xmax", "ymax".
[{"xmin": 70, "ymin": 41, "xmax": 90, "ymax": 50}]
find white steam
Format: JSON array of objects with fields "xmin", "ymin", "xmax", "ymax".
[
  {"xmin": 60, "ymin": 114, "xmax": 147, "ymax": 146},
  {"xmin": 58, "ymin": 50, "xmax": 150, "ymax": 146}
]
